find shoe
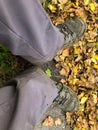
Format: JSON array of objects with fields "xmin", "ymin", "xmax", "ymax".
[
  {"xmin": 40, "ymin": 61, "xmax": 79, "ymax": 112},
  {"xmin": 57, "ymin": 17, "xmax": 87, "ymax": 49},
  {"xmin": 34, "ymin": 83, "xmax": 78, "ymax": 130},
  {"xmin": 39, "ymin": 60, "xmax": 62, "ymax": 83},
  {"xmin": 53, "ymin": 83, "xmax": 79, "ymax": 112}
]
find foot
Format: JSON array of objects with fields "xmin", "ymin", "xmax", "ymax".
[
  {"xmin": 57, "ymin": 17, "xmax": 87, "ymax": 49},
  {"xmin": 52, "ymin": 83, "xmax": 79, "ymax": 112},
  {"xmin": 39, "ymin": 60, "xmax": 62, "ymax": 82}
]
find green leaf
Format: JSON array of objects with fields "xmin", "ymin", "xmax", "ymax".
[{"xmin": 45, "ymin": 69, "xmax": 52, "ymax": 77}]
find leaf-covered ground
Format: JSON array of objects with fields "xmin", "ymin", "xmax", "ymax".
[
  {"xmin": 0, "ymin": 0, "xmax": 98, "ymax": 130},
  {"xmin": 43, "ymin": 0, "xmax": 98, "ymax": 130}
]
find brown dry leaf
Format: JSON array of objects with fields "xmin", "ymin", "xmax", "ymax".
[
  {"xmin": 92, "ymin": 94, "xmax": 97, "ymax": 104},
  {"xmin": 75, "ymin": 8, "xmax": 86, "ymax": 19},
  {"xmin": 78, "ymin": 92, "xmax": 85, "ymax": 99},
  {"xmin": 52, "ymin": 0, "xmax": 58, "ymax": 4},
  {"xmin": 62, "ymin": 49, "xmax": 69, "ymax": 57},
  {"xmin": 66, "ymin": 112, "xmax": 71, "ymax": 124},
  {"xmin": 54, "ymin": 55, "xmax": 60, "ymax": 62},
  {"xmin": 60, "ymin": 78, "xmax": 66, "ymax": 83},
  {"xmin": 59, "ymin": 68, "xmax": 66, "ymax": 76},
  {"xmin": 42, "ymin": 116, "xmax": 54, "ymax": 126},
  {"xmin": 75, "ymin": 55, "xmax": 82, "ymax": 62}
]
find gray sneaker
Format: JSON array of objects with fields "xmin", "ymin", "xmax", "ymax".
[
  {"xmin": 57, "ymin": 17, "xmax": 87, "ymax": 49},
  {"xmin": 53, "ymin": 83, "xmax": 79, "ymax": 112}
]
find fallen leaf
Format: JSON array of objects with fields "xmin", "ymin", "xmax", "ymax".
[
  {"xmin": 45, "ymin": 69, "xmax": 52, "ymax": 77},
  {"xmin": 58, "ymin": 0, "xmax": 68, "ymax": 5},
  {"xmin": 62, "ymin": 49, "xmax": 69, "ymax": 57},
  {"xmin": 80, "ymin": 96, "xmax": 88, "ymax": 104},
  {"xmin": 60, "ymin": 78, "xmax": 66, "ymax": 83},
  {"xmin": 74, "ymin": 47, "xmax": 81, "ymax": 55},
  {"xmin": 48, "ymin": 4, "xmax": 57, "ymax": 13},
  {"xmin": 55, "ymin": 118, "xmax": 62, "ymax": 126},
  {"xmin": 93, "ymin": 64, "xmax": 98, "ymax": 69},
  {"xmin": 59, "ymin": 68, "xmax": 66, "ymax": 76},
  {"xmin": 52, "ymin": 0, "xmax": 58, "ymax": 4},
  {"xmin": 42, "ymin": 116, "xmax": 54, "ymax": 126},
  {"xmin": 84, "ymin": 0, "xmax": 90, "ymax": 5},
  {"xmin": 89, "ymin": 3, "xmax": 95, "ymax": 12}
]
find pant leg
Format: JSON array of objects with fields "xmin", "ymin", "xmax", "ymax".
[
  {"xmin": 1, "ymin": 67, "xmax": 58, "ymax": 130},
  {"xmin": 0, "ymin": 85, "xmax": 17, "ymax": 130},
  {"xmin": 0, "ymin": 0, "xmax": 64, "ymax": 65}
]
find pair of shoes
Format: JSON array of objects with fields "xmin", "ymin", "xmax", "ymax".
[{"xmin": 40, "ymin": 17, "xmax": 87, "ymax": 112}]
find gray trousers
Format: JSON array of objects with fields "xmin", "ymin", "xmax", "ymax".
[{"xmin": 0, "ymin": 0, "xmax": 64, "ymax": 130}]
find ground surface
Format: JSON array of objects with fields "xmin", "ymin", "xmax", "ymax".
[{"xmin": 0, "ymin": 0, "xmax": 98, "ymax": 130}]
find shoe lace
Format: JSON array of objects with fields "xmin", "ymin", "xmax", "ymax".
[{"xmin": 58, "ymin": 24, "xmax": 76, "ymax": 47}]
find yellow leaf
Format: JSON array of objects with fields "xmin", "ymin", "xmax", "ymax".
[
  {"xmin": 69, "ymin": 78, "xmax": 78, "ymax": 85},
  {"xmin": 68, "ymin": 63, "xmax": 72, "ymax": 67},
  {"xmin": 78, "ymin": 92, "xmax": 85, "ymax": 99},
  {"xmin": 79, "ymin": 105, "xmax": 85, "ymax": 112},
  {"xmin": 81, "ymin": 128, "xmax": 86, "ymax": 130},
  {"xmin": 89, "ymin": 121, "xmax": 94, "ymax": 125},
  {"xmin": 76, "ymin": 0, "xmax": 79, "ymax": 6},
  {"xmin": 91, "ymin": 58, "xmax": 97, "ymax": 64},
  {"xmin": 93, "ymin": 64, "xmax": 98, "ymax": 69},
  {"xmin": 93, "ymin": 55, "xmax": 98, "ymax": 60},
  {"xmin": 87, "ymin": 39, "xmax": 96, "ymax": 42},
  {"xmin": 80, "ymin": 96, "xmax": 88, "ymax": 104},
  {"xmin": 84, "ymin": 0, "xmax": 90, "ymax": 5},
  {"xmin": 73, "ymin": 67, "xmax": 78, "ymax": 74},
  {"xmin": 59, "ymin": 55, "xmax": 65, "ymax": 61},
  {"xmin": 48, "ymin": 4, "xmax": 57, "ymax": 13},
  {"xmin": 55, "ymin": 118, "xmax": 62, "ymax": 126},
  {"xmin": 74, "ymin": 47, "xmax": 81, "ymax": 55},
  {"xmin": 92, "ymin": 94, "xmax": 97, "ymax": 104},
  {"xmin": 89, "ymin": 3, "xmax": 95, "ymax": 12}
]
